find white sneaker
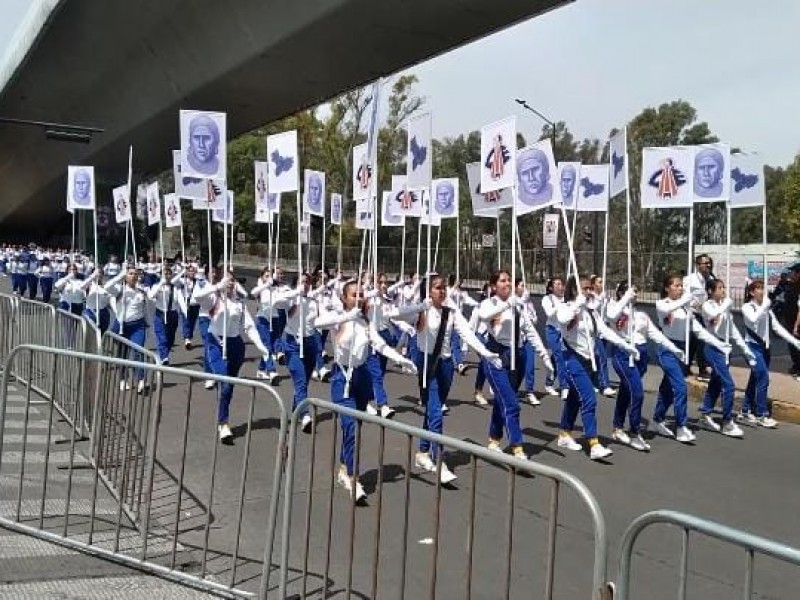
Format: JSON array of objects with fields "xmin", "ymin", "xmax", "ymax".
[
  {"xmin": 119, "ymin": 380, "xmax": 131, "ymax": 391},
  {"xmin": 487, "ymin": 439, "xmax": 502, "ymax": 452},
  {"xmin": 301, "ymin": 414, "xmax": 313, "ymax": 433},
  {"xmin": 311, "ymin": 369, "xmax": 320, "ymax": 381},
  {"xmin": 590, "ymin": 443, "xmax": 613, "ymax": 460},
  {"xmin": 525, "ymin": 392, "xmax": 541, "ymax": 406},
  {"xmin": 757, "ymin": 416, "xmax": 778, "ymax": 429},
  {"xmin": 474, "ymin": 391, "xmax": 488, "ymax": 406},
  {"xmin": 321, "ymin": 350, "xmax": 328, "ymax": 360},
  {"xmin": 457, "ymin": 363, "xmax": 467, "ymax": 375},
  {"xmin": 353, "ymin": 480, "xmax": 367, "ymax": 502},
  {"xmin": 557, "ymin": 434, "xmax": 582, "ymax": 451},
  {"xmin": 545, "ymin": 386, "xmax": 559, "ymax": 397},
  {"xmin": 440, "ymin": 403, "xmax": 449, "ymax": 415},
  {"xmin": 218, "ymin": 423, "xmax": 232, "ymax": 441},
  {"xmin": 337, "ymin": 467, "xmax": 367, "ymax": 503},
  {"xmin": 415, "ymin": 452, "xmax": 436, "ymax": 472},
  {"xmin": 256, "ymin": 370, "xmax": 268, "ymax": 380},
  {"xmin": 379, "ymin": 404, "xmax": 396, "ymax": 419},
  {"xmin": 612, "ymin": 429, "xmax": 631, "ymax": 445},
  {"xmin": 267, "ymin": 372, "xmax": 277, "ymax": 384},
  {"xmin": 204, "ymin": 379, "xmax": 215, "ymax": 390},
  {"xmin": 676, "ymin": 426, "xmax": 696, "ymax": 443},
  {"xmin": 365, "ymin": 403, "xmax": 378, "ymax": 416},
  {"xmin": 700, "ymin": 415, "xmax": 721, "ymax": 432},
  {"xmin": 602, "ymin": 387, "xmax": 617, "ymax": 398},
  {"xmin": 318, "ymin": 365, "xmax": 331, "ymax": 381},
  {"xmin": 136, "ymin": 380, "xmax": 145, "ymax": 394},
  {"xmin": 737, "ymin": 412, "xmax": 757, "ymax": 426},
  {"xmin": 722, "ymin": 421, "xmax": 744, "ymax": 438},
  {"xmin": 511, "ymin": 446, "xmax": 528, "ymax": 461},
  {"xmin": 439, "ymin": 463, "xmax": 457, "ymax": 484},
  {"xmin": 653, "ymin": 421, "xmax": 675, "ymax": 438},
  {"xmin": 630, "ymin": 435, "xmax": 651, "ymax": 452},
  {"xmin": 184, "ymin": 340, "xmax": 192, "ymax": 350},
  {"xmin": 560, "ymin": 388, "xmax": 569, "ymax": 400}
]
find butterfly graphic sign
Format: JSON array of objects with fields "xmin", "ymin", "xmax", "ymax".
[
  {"xmin": 576, "ymin": 165, "xmax": 609, "ymax": 212},
  {"xmin": 609, "ymin": 129, "xmax": 627, "ymax": 197},
  {"xmin": 267, "ymin": 130, "xmax": 299, "ymax": 193},
  {"xmin": 729, "ymin": 153, "xmax": 765, "ymax": 208},
  {"xmin": 407, "ymin": 113, "xmax": 432, "ymax": 189}
]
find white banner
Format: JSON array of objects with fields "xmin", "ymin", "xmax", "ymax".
[
  {"xmin": 729, "ymin": 153, "xmax": 766, "ymax": 208},
  {"xmin": 543, "ymin": 213, "xmax": 559, "ymax": 248},
  {"xmin": 355, "ymin": 197, "xmax": 375, "ymax": 230},
  {"xmin": 212, "ymin": 190, "xmax": 234, "ymax": 225},
  {"xmin": 164, "ymin": 193, "xmax": 182, "ymax": 228},
  {"xmin": 67, "ymin": 166, "xmax": 96, "ymax": 211},
  {"xmin": 303, "ymin": 169, "xmax": 326, "ymax": 217},
  {"xmin": 422, "ymin": 189, "xmax": 441, "ymax": 227},
  {"xmin": 387, "ymin": 173, "xmax": 423, "ymax": 218},
  {"xmin": 466, "ymin": 161, "xmax": 513, "ymax": 216},
  {"xmin": 330, "ymin": 193, "xmax": 343, "ymax": 225},
  {"xmin": 352, "ymin": 143, "xmax": 374, "ymax": 201},
  {"xmin": 609, "ymin": 129, "xmax": 627, "ymax": 197},
  {"xmin": 640, "ymin": 146, "xmax": 695, "ymax": 209},
  {"xmin": 179, "ymin": 110, "xmax": 227, "ymax": 181},
  {"xmin": 146, "ymin": 182, "xmax": 161, "ymax": 226},
  {"xmin": 431, "ymin": 178, "xmax": 459, "ymax": 220},
  {"xmin": 577, "ymin": 165, "xmax": 610, "ymax": 212},
  {"xmin": 406, "ymin": 113, "xmax": 432, "ymax": 189},
  {"xmin": 266, "ymin": 130, "xmax": 299, "ymax": 193},
  {"xmin": 480, "ymin": 116, "xmax": 517, "ymax": 194},
  {"xmin": 112, "ymin": 184, "xmax": 131, "ymax": 224},
  {"xmin": 135, "ymin": 184, "xmax": 147, "ymax": 220},
  {"xmin": 381, "ymin": 191, "xmax": 405, "ymax": 227},
  {"xmin": 191, "ymin": 180, "xmax": 226, "ymax": 211},
  {"xmin": 515, "ymin": 140, "xmax": 557, "ymax": 215},
  {"xmin": 556, "ymin": 162, "xmax": 581, "ymax": 210},
  {"xmin": 693, "ymin": 142, "xmax": 731, "ymax": 203}
]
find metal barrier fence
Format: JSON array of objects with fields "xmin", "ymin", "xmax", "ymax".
[
  {"xmin": 0, "ymin": 293, "xmax": 18, "ymax": 371},
  {"xmin": 52, "ymin": 309, "xmax": 91, "ymax": 436},
  {"xmin": 278, "ymin": 398, "xmax": 613, "ymax": 600},
  {"xmin": 0, "ymin": 344, "xmax": 289, "ymax": 599},
  {"xmin": 10, "ymin": 297, "xmax": 55, "ymax": 399},
  {"xmin": 616, "ymin": 510, "xmax": 800, "ymax": 600}
]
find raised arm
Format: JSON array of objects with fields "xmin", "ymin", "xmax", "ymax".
[
  {"xmin": 770, "ymin": 312, "xmax": 800, "ymax": 349},
  {"xmin": 314, "ymin": 307, "xmax": 360, "ymax": 330},
  {"xmin": 242, "ymin": 308, "xmax": 270, "ymax": 355},
  {"xmin": 453, "ymin": 311, "xmax": 499, "ymax": 360},
  {"xmin": 655, "ymin": 292, "xmax": 694, "ymax": 315},
  {"xmin": 606, "ymin": 289, "xmax": 634, "ymax": 321}
]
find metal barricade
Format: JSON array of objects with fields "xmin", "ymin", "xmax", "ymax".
[
  {"xmin": 278, "ymin": 398, "xmax": 612, "ymax": 600},
  {"xmin": 13, "ymin": 297, "xmax": 56, "ymax": 398},
  {"xmin": 0, "ymin": 344, "xmax": 289, "ymax": 599},
  {"xmin": 616, "ymin": 510, "xmax": 800, "ymax": 600},
  {"xmin": 52, "ymin": 309, "xmax": 89, "ymax": 435},
  {"xmin": 0, "ymin": 292, "xmax": 18, "ymax": 371}
]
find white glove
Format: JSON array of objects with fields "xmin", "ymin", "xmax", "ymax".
[
  {"xmin": 625, "ymin": 343, "xmax": 640, "ymax": 362},
  {"xmin": 721, "ymin": 297, "xmax": 733, "ymax": 311},
  {"xmin": 486, "ymin": 353, "xmax": 503, "ymax": 370},
  {"xmin": 422, "ymin": 297, "xmax": 433, "ymax": 309},
  {"xmin": 744, "ymin": 349, "xmax": 757, "ymax": 364},
  {"xmin": 674, "ymin": 349, "xmax": 686, "ymax": 363},
  {"xmin": 507, "ymin": 295, "xmax": 519, "ymax": 307},
  {"xmin": 720, "ymin": 342, "xmax": 732, "ymax": 356},
  {"xmin": 543, "ymin": 356, "xmax": 554, "ymax": 372},
  {"xmin": 399, "ymin": 357, "xmax": 417, "ymax": 374},
  {"xmin": 574, "ymin": 294, "xmax": 587, "ymax": 308},
  {"xmin": 762, "ymin": 297, "xmax": 772, "ymax": 310},
  {"xmin": 345, "ymin": 307, "xmax": 361, "ymax": 320}
]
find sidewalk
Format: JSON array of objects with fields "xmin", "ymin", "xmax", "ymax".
[{"xmin": 684, "ymin": 366, "xmax": 800, "ymax": 423}]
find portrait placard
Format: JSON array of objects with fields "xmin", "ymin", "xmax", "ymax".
[{"xmin": 179, "ymin": 110, "xmax": 227, "ymax": 181}]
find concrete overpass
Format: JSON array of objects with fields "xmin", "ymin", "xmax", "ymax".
[{"xmin": 0, "ymin": 0, "xmax": 571, "ymax": 240}]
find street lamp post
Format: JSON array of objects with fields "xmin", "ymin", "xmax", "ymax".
[{"xmin": 515, "ymin": 98, "xmax": 557, "ymax": 279}]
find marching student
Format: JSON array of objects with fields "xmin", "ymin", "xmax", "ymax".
[
  {"xmin": 555, "ymin": 276, "xmax": 636, "ymax": 460},
  {"xmin": 251, "ymin": 266, "xmax": 282, "ymax": 383},
  {"xmin": 148, "ymin": 266, "xmax": 184, "ymax": 366},
  {"xmin": 36, "ymin": 257, "xmax": 55, "ymax": 303},
  {"xmin": 515, "ymin": 279, "xmax": 546, "ymax": 406},
  {"xmin": 201, "ymin": 273, "xmax": 271, "ymax": 442},
  {"xmin": 26, "ymin": 247, "xmax": 39, "ymax": 300},
  {"xmin": 192, "ymin": 265, "xmax": 221, "ymax": 390},
  {"xmin": 411, "ymin": 273, "xmax": 500, "ymax": 482},
  {"xmin": 542, "ymin": 276, "xmax": 569, "ymax": 398},
  {"xmin": 606, "ymin": 282, "xmax": 685, "ymax": 451},
  {"xmin": 698, "ymin": 279, "xmax": 756, "ymax": 437},
  {"xmin": 314, "ymin": 279, "xmax": 417, "ymax": 502},
  {"xmin": 470, "ymin": 282, "xmax": 493, "ymax": 406},
  {"xmin": 476, "ymin": 270, "xmax": 550, "ymax": 461},
  {"xmin": 175, "ymin": 263, "xmax": 201, "ymax": 349},
  {"xmin": 105, "ymin": 265, "xmax": 150, "ymax": 393},
  {"xmin": 653, "ymin": 273, "xmax": 731, "ymax": 441},
  {"xmin": 81, "ymin": 269, "xmax": 113, "ymax": 333},
  {"xmin": 273, "ymin": 272, "xmax": 321, "ymax": 434},
  {"xmin": 740, "ymin": 279, "xmax": 800, "ymax": 427},
  {"xmin": 310, "ymin": 272, "xmax": 337, "ymax": 381},
  {"xmin": 447, "ymin": 275, "xmax": 479, "ymax": 375},
  {"xmin": 55, "ymin": 263, "xmax": 87, "ymax": 315},
  {"xmin": 589, "ymin": 275, "xmax": 616, "ymax": 397}
]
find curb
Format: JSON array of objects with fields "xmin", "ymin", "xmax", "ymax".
[{"xmin": 686, "ymin": 379, "xmax": 800, "ymax": 425}]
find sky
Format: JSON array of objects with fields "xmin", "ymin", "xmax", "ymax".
[
  {"xmin": 397, "ymin": 0, "xmax": 800, "ymax": 167},
  {"xmin": 0, "ymin": 0, "xmax": 797, "ymax": 167}
]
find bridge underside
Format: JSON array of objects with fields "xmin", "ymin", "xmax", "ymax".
[{"xmin": 0, "ymin": 0, "xmax": 570, "ymax": 239}]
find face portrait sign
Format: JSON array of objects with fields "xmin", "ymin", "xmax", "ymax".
[
  {"xmin": 67, "ymin": 166, "xmax": 96, "ymax": 210},
  {"xmin": 179, "ymin": 110, "xmax": 227, "ymax": 181}
]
